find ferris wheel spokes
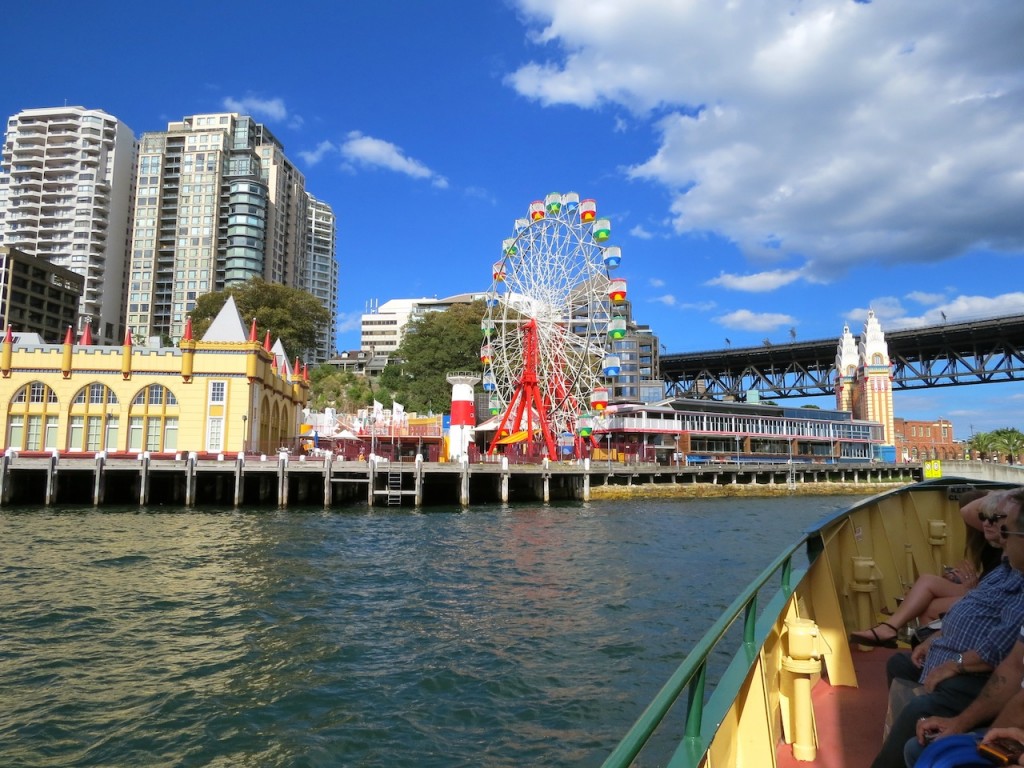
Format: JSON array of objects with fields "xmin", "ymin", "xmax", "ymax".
[{"xmin": 482, "ymin": 193, "xmax": 628, "ymax": 459}]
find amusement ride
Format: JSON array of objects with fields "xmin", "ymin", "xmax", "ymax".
[{"xmin": 480, "ymin": 192, "xmax": 627, "ymax": 460}]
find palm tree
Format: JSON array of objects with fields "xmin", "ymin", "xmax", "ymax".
[
  {"xmin": 994, "ymin": 428, "xmax": 1024, "ymax": 464},
  {"xmin": 968, "ymin": 431, "xmax": 999, "ymax": 462}
]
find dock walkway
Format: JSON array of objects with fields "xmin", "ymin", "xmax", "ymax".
[{"xmin": 0, "ymin": 450, "xmax": 922, "ymax": 508}]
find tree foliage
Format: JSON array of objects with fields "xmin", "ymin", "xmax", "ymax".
[
  {"xmin": 377, "ymin": 301, "xmax": 486, "ymax": 412},
  {"xmin": 189, "ymin": 278, "xmax": 331, "ymax": 360},
  {"xmin": 307, "ymin": 365, "xmax": 374, "ymax": 413},
  {"xmin": 967, "ymin": 428, "xmax": 1024, "ymax": 463}
]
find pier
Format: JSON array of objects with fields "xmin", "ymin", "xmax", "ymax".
[{"xmin": 0, "ymin": 450, "xmax": 925, "ymax": 508}]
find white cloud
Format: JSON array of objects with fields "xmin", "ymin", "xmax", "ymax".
[
  {"xmin": 341, "ymin": 131, "xmax": 447, "ymax": 187},
  {"xmin": 706, "ymin": 269, "xmax": 804, "ymax": 292},
  {"xmin": 905, "ymin": 291, "xmax": 946, "ymax": 306},
  {"xmin": 630, "ymin": 224, "xmax": 654, "ymax": 240},
  {"xmin": 508, "ymin": 1, "xmax": 1024, "ymax": 277},
  {"xmin": 714, "ymin": 309, "xmax": 796, "ymax": 332},
  {"xmin": 651, "ymin": 294, "xmax": 676, "ymax": 306},
  {"xmin": 223, "ymin": 95, "xmax": 289, "ymax": 122},
  {"xmin": 337, "ymin": 313, "xmax": 362, "ymax": 333},
  {"xmin": 298, "ymin": 140, "xmax": 337, "ymax": 166},
  {"xmin": 681, "ymin": 300, "xmax": 717, "ymax": 312},
  {"xmin": 649, "ymin": 277, "xmax": 665, "ymax": 287},
  {"xmin": 845, "ymin": 291, "xmax": 1024, "ymax": 329}
]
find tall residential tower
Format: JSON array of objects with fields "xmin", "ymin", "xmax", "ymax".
[
  {"xmin": 303, "ymin": 194, "xmax": 338, "ymax": 363},
  {"xmin": 126, "ymin": 113, "xmax": 310, "ymax": 343},
  {"xmin": 0, "ymin": 106, "xmax": 137, "ymax": 343}
]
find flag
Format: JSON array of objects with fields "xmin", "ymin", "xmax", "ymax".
[
  {"xmin": 393, "ymin": 401, "xmax": 405, "ymax": 424},
  {"xmin": 373, "ymin": 400, "xmax": 384, "ymax": 416}
]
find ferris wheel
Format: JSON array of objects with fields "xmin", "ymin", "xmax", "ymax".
[{"xmin": 480, "ymin": 192, "xmax": 628, "ymax": 459}]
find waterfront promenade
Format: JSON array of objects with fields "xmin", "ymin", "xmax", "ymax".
[{"xmin": 0, "ymin": 449, "xmax": 926, "ymax": 508}]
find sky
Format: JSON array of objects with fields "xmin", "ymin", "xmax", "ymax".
[{"xmin": 4, "ymin": 0, "xmax": 1023, "ymax": 436}]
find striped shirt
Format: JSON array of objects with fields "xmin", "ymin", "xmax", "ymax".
[{"xmin": 922, "ymin": 559, "xmax": 1024, "ymax": 680}]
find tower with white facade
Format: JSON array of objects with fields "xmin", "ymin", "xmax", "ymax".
[
  {"xmin": 834, "ymin": 323, "xmax": 858, "ymax": 412},
  {"xmin": 853, "ymin": 310, "xmax": 895, "ymax": 445},
  {"xmin": 303, "ymin": 193, "xmax": 338, "ymax": 363},
  {"xmin": 0, "ymin": 106, "xmax": 137, "ymax": 343}
]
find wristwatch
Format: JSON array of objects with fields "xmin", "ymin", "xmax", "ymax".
[{"xmin": 955, "ymin": 653, "xmax": 965, "ymax": 673}]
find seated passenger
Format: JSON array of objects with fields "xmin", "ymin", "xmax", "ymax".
[
  {"xmin": 869, "ymin": 488, "xmax": 1024, "ymax": 768},
  {"xmin": 851, "ymin": 490, "xmax": 1002, "ymax": 647}
]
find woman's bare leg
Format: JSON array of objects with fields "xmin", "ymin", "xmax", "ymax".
[{"xmin": 850, "ymin": 574, "xmax": 967, "ymax": 642}]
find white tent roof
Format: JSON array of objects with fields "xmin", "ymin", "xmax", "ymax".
[{"xmin": 201, "ymin": 295, "xmax": 247, "ymax": 342}]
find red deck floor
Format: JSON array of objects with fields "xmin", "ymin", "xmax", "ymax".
[{"xmin": 777, "ymin": 645, "xmax": 899, "ymax": 768}]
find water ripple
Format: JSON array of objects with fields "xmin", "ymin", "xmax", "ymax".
[{"xmin": 0, "ymin": 497, "xmax": 857, "ymax": 766}]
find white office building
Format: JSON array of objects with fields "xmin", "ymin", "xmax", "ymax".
[
  {"xmin": 360, "ymin": 293, "xmax": 485, "ymax": 355},
  {"xmin": 0, "ymin": 106, "xmax": 137, "ymax": 343}
]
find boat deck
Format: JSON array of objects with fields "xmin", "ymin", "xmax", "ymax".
[{"xmin": 777, "ymin": 644, "xmax": 899, "ymax": 768}]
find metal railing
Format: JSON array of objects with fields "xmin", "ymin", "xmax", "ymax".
[{"xmin": 601, "ymin": 531, "xmax": 810, "ymax": 768}]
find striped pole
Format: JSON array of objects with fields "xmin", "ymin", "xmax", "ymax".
[{"xmin": 446, "ymin": 372, "xmax": 481, "ymax": 461}]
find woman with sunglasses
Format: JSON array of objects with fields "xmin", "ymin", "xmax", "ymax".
[{"xmin": 851, "ymin": 490, "xmax": 1003, "ymax": 648}]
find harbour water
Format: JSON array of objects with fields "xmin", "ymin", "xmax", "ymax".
[{"xmin": 0, "ymin": 495, "xmax": 867, "ymax": 767}]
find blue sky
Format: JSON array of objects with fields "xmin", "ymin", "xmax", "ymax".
[{"xmin": 5, "ymin": 1, "xmax": 1023, "ymax": 435}]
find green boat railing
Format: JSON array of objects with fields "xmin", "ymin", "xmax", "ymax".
[
  {"xmin": 602, "ymin": 478, "xmax": 1012, "ymax": 768},
  {"xmin": 601, "ymin": 530, "xmax": 813, "ymax": 768}
]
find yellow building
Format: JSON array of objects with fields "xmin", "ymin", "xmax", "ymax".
[{"xmin": 0, "ymin": 297, "xmax": 309, "ymax": 456}]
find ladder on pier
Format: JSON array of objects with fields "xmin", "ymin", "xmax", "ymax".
[{"xmin": 386, "ymin": 469, "xmax": 403, "ymax": 506}]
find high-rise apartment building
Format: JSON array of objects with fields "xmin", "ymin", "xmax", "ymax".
[
  {"xmin": 0, "ymin": 106, "xmax": 136, "ymax": 343},
  {"xmin": 126, "ymin": 113, "xmax": 311, "ymax": 343},
  {"xmin": 303, "ymin": 193, "xmax": 338, "ymax": 363}
]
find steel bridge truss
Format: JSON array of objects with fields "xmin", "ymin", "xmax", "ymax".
[{"xmin": 662, "ymin": 314, "xmax": 1024, "ymax": 400}]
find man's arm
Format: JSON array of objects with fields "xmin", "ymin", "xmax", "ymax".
[
  {"xmin": 993, "ymin": 689, "xmax": 1024, "ymax": 728},
  {"xmin": 917, "ymin": 638, "xmax": 1024, "ymax": 742}
]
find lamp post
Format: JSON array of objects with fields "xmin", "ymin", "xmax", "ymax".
[
  {"xmin": 735, "ymin": 435, "xmax": 741, "ymax": 464},
  {"xmin": 241, "ymin": 414, "xmax": 247, "ymax": 455}
]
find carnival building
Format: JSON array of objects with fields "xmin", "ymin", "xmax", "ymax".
[
  {"xmin": 0, "ymin": 296, "xmax": 309, "ymax": 456},
  {"xmin": 584, "ymin": 397, "xmax": 886, "ymax": 466}
]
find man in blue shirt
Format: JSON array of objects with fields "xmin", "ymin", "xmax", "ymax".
[
  {"xmin": 907, "ymin": 488, "xmax": 1024, "ymax": 767},
  {"xmin": 869, "ymin": 488, "xmax": 1024, "ymax": 768}
]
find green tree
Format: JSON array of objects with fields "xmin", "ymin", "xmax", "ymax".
[
  {"xmin": 993, "ymin": 427, "xmax": 1024, "ymax": 464},
  {"xmin": 377, "ymin": 301, "xmax": 486, "ymax": 412},
  {"xmin": 307, "ymin": 365, "xmax": 374, "ymax": 413},
  {"xmin": 189, "ymin": 278, "xmax": 331, "ymax": 359},
  {"xmin": 967, "ymin": 431, "xmax": 1000, "ymax": 461}
]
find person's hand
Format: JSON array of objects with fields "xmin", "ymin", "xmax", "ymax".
[
  {"xmin": 983, "ymin": 727, "xmax": 1024, "ymax": 744},
  {"xmin": 951, "ymin": 559, "xmax": 979, "ymax": 589},
  {"xmin": 923, "ymin": 660, "xmax": 960, "ymax": 692},
  {"xmin": 982, "ymin": 728, "xmax": 1024, "ymax": 765},
  {"xmin": 916, "ymin": 714, "xmax": 963, "ymax": 744},
  {"xmin": 911, "ymin": 640, "xmax": 930, "ymax": 667}
]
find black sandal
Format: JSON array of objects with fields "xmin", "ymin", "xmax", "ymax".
[{"xmin": 850, "ymin": 622, "xmax": 899, "ymax": 648}]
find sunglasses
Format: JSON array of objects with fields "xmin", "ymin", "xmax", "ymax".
[
  {"xmin": 1000, "ymin": 524, "xmax": 1024, "ymax": 538},
  {"xmin": 980, "ymin": 512, "xmax": 1009, "ymax": 524}
]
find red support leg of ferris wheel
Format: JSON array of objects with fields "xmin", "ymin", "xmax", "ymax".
[{"xmin": 487, "ymin": 318, "xmax": 559, "ymax": 459}]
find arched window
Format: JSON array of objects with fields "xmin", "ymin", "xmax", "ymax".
[
  {"xmin": 127, "ymin": 384, "xmax": 180, "ymax": 453},
  {"xmin": 871, "ymin": 353, "xmax": 884, "ymax": 365},
  {"xmin": 7, "ymin": 382, "xmax": 60, "ymax": 451},
  {"xmin": 68, "ymin": 383, "xmax": 120, "ymax": 452}
]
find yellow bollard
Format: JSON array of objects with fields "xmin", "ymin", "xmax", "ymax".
[
  {"xmin": 929, "ymin": 519, "xmax": 947, "ymax": 575},
  {"xmin": 782, "ymin": 618, "xmax": 823, "ymax": 761},
  {"xmin": 850, "ymin": 556, "xmax": 878, "ymax": 645}
]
